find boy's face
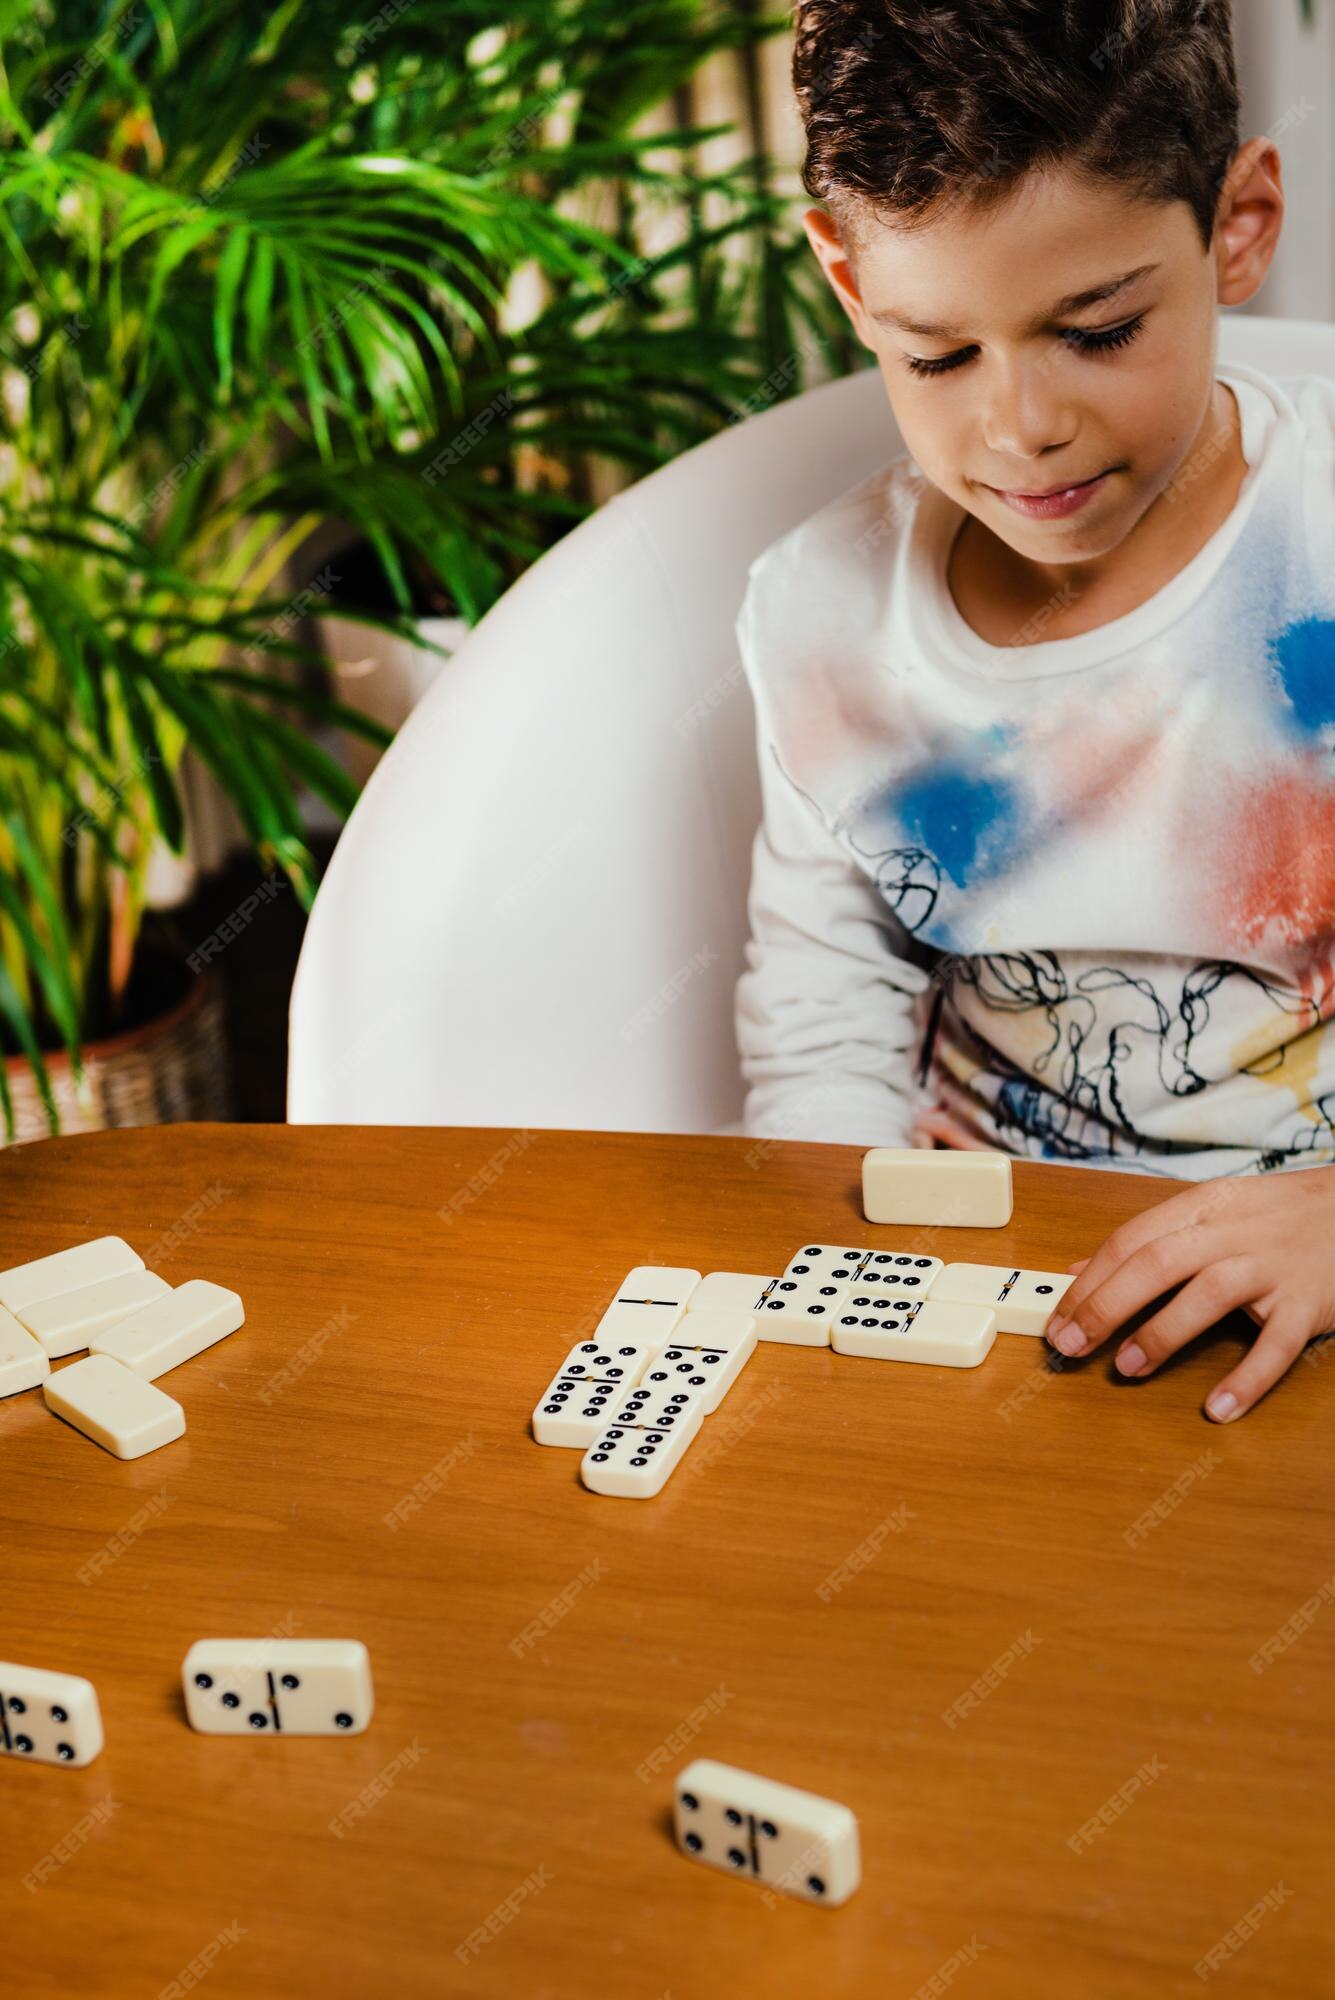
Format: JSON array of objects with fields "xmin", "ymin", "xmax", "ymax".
[{"xmin": 803, "ymin": 157, "xmax": 1271, "ymax": 568}]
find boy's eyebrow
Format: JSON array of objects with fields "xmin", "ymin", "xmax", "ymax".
[{"xmin": 868, "ymin": 263, "xmax": 1160, "ymax": 340}]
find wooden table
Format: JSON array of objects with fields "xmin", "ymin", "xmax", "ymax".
[{"xmin": 2, "ymin": 1124, "xmax": 1332, "ymax": 1999}]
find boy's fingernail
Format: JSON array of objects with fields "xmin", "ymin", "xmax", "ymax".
[
  {"xmin": 1116, "ymin": 1341, "xmax": 1147, "ymax": 1376},
  {"xmin": 1052, "ymin": 1322, "xmax": 1088, "ymax": 1357},
  {"xmin": 1206, "ymin": 1390, "xmax": 1238, "ymax": 1421},
  {"xmin": 1047, "ymin": 1313, "xmax": 1066, "ymax": 1335}
]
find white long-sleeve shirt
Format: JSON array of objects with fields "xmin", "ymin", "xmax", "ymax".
[{"xmin": 735, "ymin": 358, "xmax": 1335, "ymax": 1179}]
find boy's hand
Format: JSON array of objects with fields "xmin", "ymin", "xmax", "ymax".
[
  {"xmin": 1045, "ymin": 1167, "xmax": 1335, "ymax": 1422},
  {"xmin": 909, "ymin": 1103, "xmax": 994, "ymax": 1150}
]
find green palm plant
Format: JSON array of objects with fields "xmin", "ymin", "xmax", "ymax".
[{"xmin": 0, "ymin": 0, "xmax": 853, "ymax": 1138}]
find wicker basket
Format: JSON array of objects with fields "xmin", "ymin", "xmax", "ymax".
[{"xmin": 2, "ymin": 962, "xmax": 232, "ymax": 1146}]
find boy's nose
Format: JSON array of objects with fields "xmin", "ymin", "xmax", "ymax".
[{"xmin": 979, "ymin": 381, "xmax": 1079, "ymax": 465}]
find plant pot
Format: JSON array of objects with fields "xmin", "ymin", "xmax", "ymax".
[
  {"xmin": 317, "ymin": 611, "xmax": 469, "ymax": 787},
  {"xmin": 2, "ymin": 946, "xmax": 232, "ymax": 1147}
]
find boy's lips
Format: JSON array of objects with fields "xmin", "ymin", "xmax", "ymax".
[
  {"xmin": 983, "ymin": 466, "xmax": 1118, "ymax": 519},
  {"xmin": 988, "ymin": 467, "xmax": 1112, "ymax": 499},
  {"xmin": 987, "ymin": 466, "xmax": 1111, "ymax": 498}
]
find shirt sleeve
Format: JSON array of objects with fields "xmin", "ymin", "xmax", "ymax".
[{"xmin": 732, "ymin": 575, "xmax": 938, "ymax": 1148}]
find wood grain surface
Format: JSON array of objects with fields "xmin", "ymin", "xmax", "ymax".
[{"xmin": 1, "ymin": 1123, "xmax": 1332, "ymax": 2000}]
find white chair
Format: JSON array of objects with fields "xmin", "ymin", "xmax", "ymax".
[{"xmin": 288, "ymin": 313, "xmax": 1335, "ymax": 1134}]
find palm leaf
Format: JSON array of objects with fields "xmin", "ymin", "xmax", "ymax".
[{"xmin": 0, "ymin": 0, "xmax": 850, "ymax": 1133}]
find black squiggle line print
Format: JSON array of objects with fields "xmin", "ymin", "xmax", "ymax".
[
  {"xmin": 771, "ymin": 761, "xmax": 947, "ymax": 932},
  {"xmin": 873, "ymin": 848, "xmax": 942, "ymax": 935},
  {"xmin": 933, "ymin": 958, "xmax": 1335, "ymax": 1169},
  {"xmin": 1075, "ymin": 958, "xmax": 1322, "ymax": 1108},
  {"xmin": 936, "ymin": 982, "xmax": 1145, "ymax": 1162},
  {"xmin": 767, "ymin": 744, "xmax": 841, "ymax": 839},
  {"xmin": 766, "ymin": 778, "xmax": 1335, "ymax": 1173}
]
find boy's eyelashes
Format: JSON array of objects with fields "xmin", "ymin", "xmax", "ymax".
[{"xmin": 900, "ymin": 310, "xmax": 1149, "ymax": 379}]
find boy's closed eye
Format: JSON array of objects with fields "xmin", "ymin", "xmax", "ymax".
[{"xmin": 902, "ymin": 309, "xmax": 1149, "ymax": 378}]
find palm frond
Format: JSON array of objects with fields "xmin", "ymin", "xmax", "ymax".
[{"xmin": 0, "ymin": 0, "xmax": 848, "ymax": 1134}]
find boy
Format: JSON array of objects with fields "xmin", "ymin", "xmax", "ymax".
[{"xmin": 734, "ymin": 0, "xmax": 1335, "ymax": 1419}]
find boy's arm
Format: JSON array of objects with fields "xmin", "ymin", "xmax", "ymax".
[{"xmin": 734, "ymin": 730, "xmax": 936, "ymax": 1148}]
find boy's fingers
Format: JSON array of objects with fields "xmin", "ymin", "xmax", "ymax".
[
  {"xmin": 909, "ymin": 1106, "xmax": 942, "ymax": 1148},
  {"xmin": 1048, "ymin": 1219, "xmax": 1219, "ymax": 1351},
  {"xmin": 1202, "ymin": 1307, "xmax": 1314, "ymax": 1422},
  {"xmin": 916, "ymin": 1107, "xmax": 992, "ymax": 1150},
  {"xmin": 910, "ymin": 1109, "xmax": 951, "ymax": 1149},
  {"xmin": 950, "ymin": 1118, "xmax": 995, "ymax": 1151},
  {"xmin": 1047, "ymin": 1226, "xmax": 1219, "ymax": 1357},
  {"xmin": 1049, "ymin": 1195, "xmax": 1218, "ymax": 1330},
  {"xmin": 1050, "ymin": 1232, "xmax": 1144, "ymax": 1329},
  {"xmin": 1110, "ymin": 1257, "xmax": 1263, "ymax": 1376}
]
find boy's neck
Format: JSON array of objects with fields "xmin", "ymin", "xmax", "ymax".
[{"xmin": 946, "ymin": 378, "xmax": 1247, "ymax": 648}]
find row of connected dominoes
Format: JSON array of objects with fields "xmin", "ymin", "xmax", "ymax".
[
  {"xmin": 0, "ymin": 1640, "xmax": 375, "ymax": 1767},
  {"xmin": 0, "ymin": 1236, "xmax": 244, "ymax": 1457},
  {"xmin": 766, "ymin": 1241, "xmax": 1072, "ymax": 1358},
  {"xmin": 532, "ymin": 1244, "xmax": 1071, "ymax": 1497}
]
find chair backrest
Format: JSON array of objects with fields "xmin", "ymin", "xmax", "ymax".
[{"xmin": 288, "ymin": 313, "xmax": 1335, "ymax": 1132}]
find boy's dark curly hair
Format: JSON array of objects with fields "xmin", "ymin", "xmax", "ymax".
[{"xmin": 794, "ymin": 0, "xmax": 1241, "ymax": 264}]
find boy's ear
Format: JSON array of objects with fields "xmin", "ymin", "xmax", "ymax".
[
  {"xmin": 1212, "ymin": 136, "xmax": 1285, "ymax": 310},
  {"xmin": 802, "ymin": 206, "xmax": 875, "ymax": 349}
]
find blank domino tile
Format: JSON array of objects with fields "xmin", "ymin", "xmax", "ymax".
[
  {"xmin": 44, "ymin": 1354, "xmax": 185, "ymax": 1459},
  {"xmin": 90, "ymin": 1278, "xmax": 244, "ymax": 1378},
  {"xmin": 593, "ymin": 1265, "xmax": 701, "ymax": 1346},
  {"xmin": 930, "ymin": 1262, "xmax": 1073, "ymax": 1336},
  {"xmin": 580, "ymin": 1384, "xmax": 705, "ymax": 1498},
  {"xmin": 0, "ymin": 1307, "xmax": 49, "ymax": 1398},
  {"xmin": 685, "ymin": 1272, "xmax": 775, "ymax": 1315},
  {"xmin": 182, "ymin": 1639, "xmax": 373, "ymax": 1736},
  {"xmin": 0, "ymin": 1235, "xmax": 143, "ymax": 1315},
  {"xmin": 862, "ymin": 1148, "xmax": 1013, "ymax": 1227},
  {"xmin": 0, "ymin": 1661, "xmax": 104, "ymax": 1767},
  {"xmin": 532, "ymin": 1337, "xmax": 655, "ymax": 1447},
  {"xmin": 831, "ymin": 1296, "xmax": 997, "ymax": 1367},
  {"xmin": 674, "ymin": 1758, "xmax": 860, "ymax": 1906},
  {"xmin": 19, "ymin": 1269, "xmax": 171, "ymax": 1360},
  {"xmin": 754, "ymin": 1276, "xmax": 851, "ymax": 1346}
]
